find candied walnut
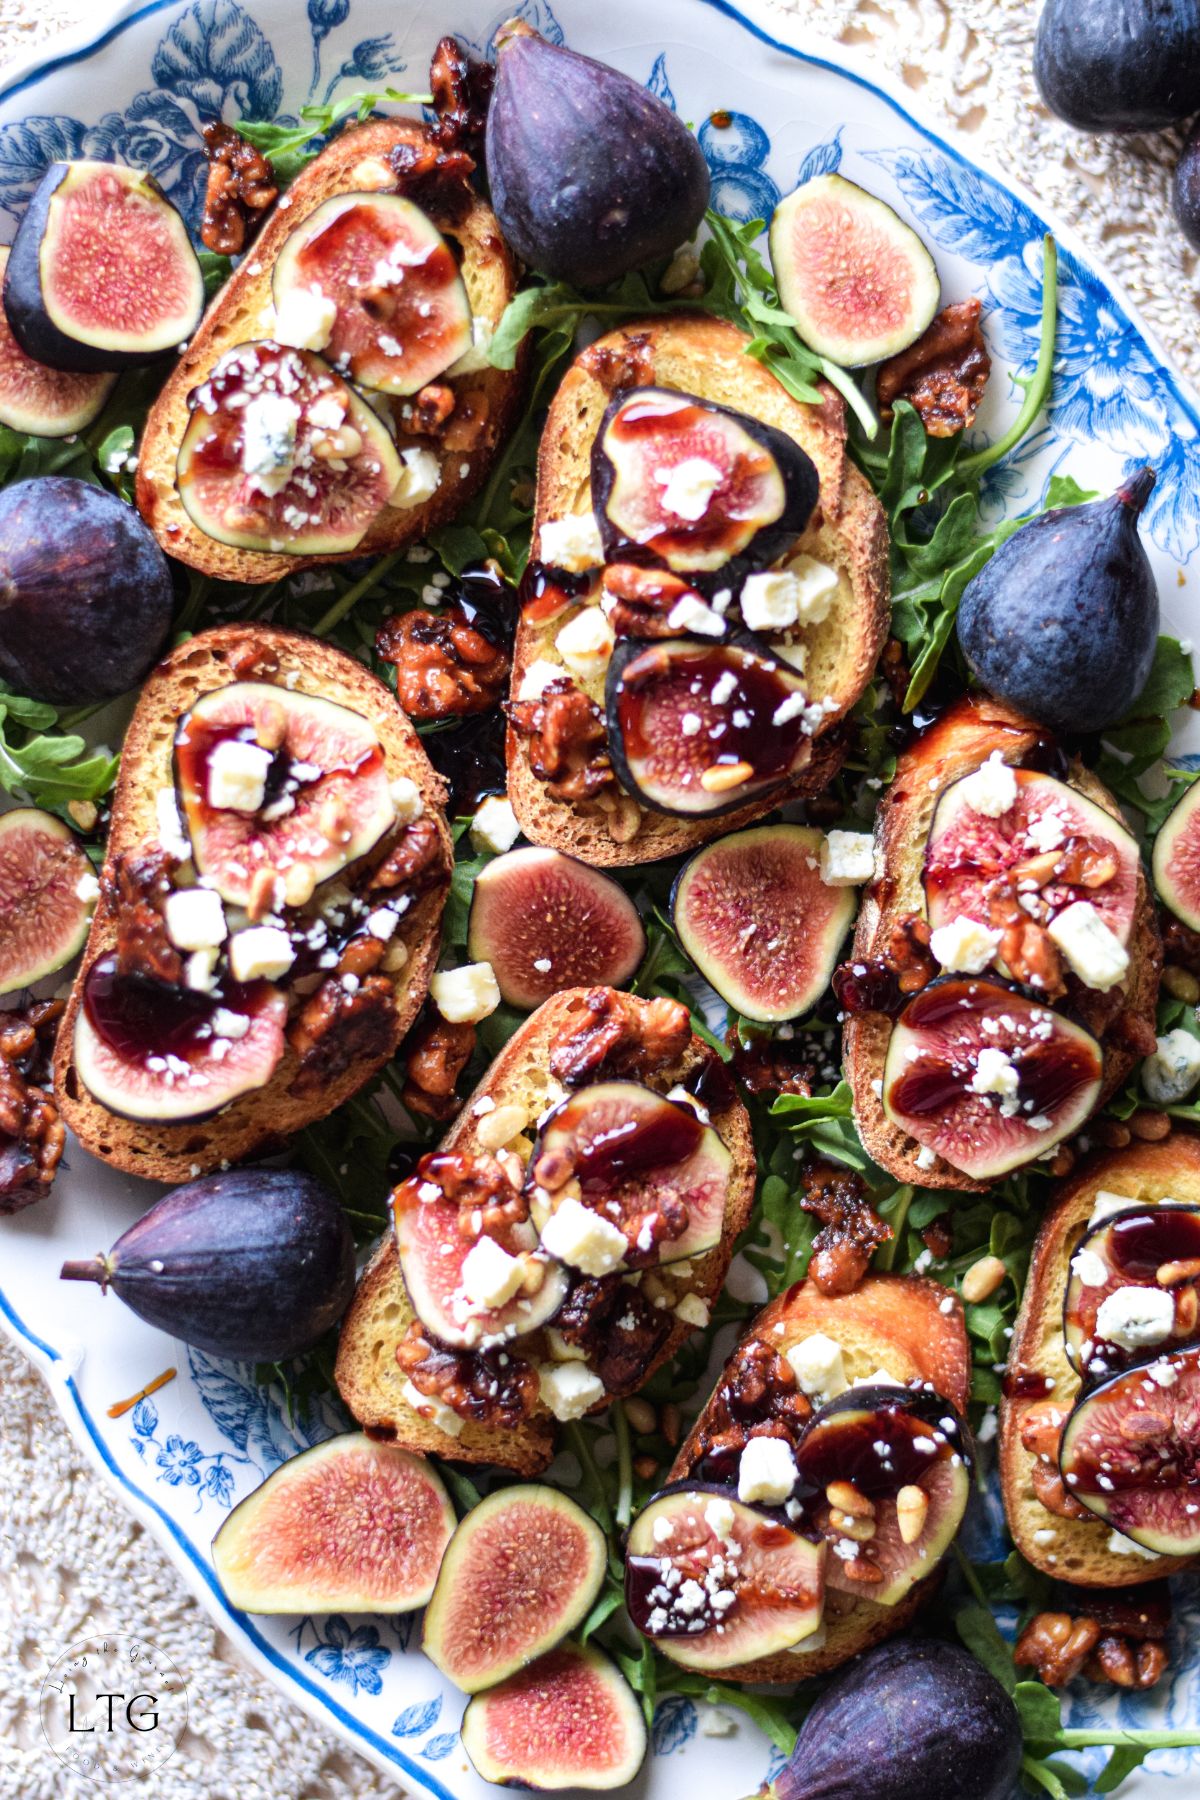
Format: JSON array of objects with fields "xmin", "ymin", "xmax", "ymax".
[
  {"xmin": 878, "ymin": 637, "xmax": 911, "ymax": 713},
  {"xmin": 1030, "ymin": 1460, "xmax": 1091, "ymax": 1521},
  {"xmin": 834, "ymin": 912, "xmax": 936, "ymax": 1018},
  {"xmin": 111, "ymin": 850, "xmax": 182, "ymax": 987},
  {"xmin": 920, "ymin": 1213, "xmax": 954, "ymax": 1259},
  {"xmin": 388, "ymin": 136, "xmax": 475, "ymax": 213},
  {"xmin": 1017, "ymin": 1590, "xmax": 1171, "ymax": 1690},
  {"xmin": 548, "ymin": 988, "xmax": 690, "ymax": 1087},
  {"xmin": 401, "ymin": 1010, "xmax": 476, "ymax": 1121},
  {"xmin": 1020, "ymin": 1400, "xmax": 1068, "ymax": 1462},
  {"xmin": 377, "ymin": 608, "xmax": 509, "ymax": 721},
  {"xmin": 577, "ymin": 333, "xmax": 654, "ymax": 393},
  {"xmin": 876, "ymin": 299, "xmax": 991, "ymax": 439},
  {"xmin": 1162, "ymin": 912, "xmax": 1200, "ymax": 976},
  {"xmin": 728, "ymin": 1031, "xmax": 817, "ymax": 1098},
  {"xmin": 369, "ymin": 816, "xmax": 448, "ymax": 896},
  {"xmin": 428, "ymin": 33, "xmax": 494, "ymax": 153},
  {"xmin": 549, "ymin": 1274, "xmax": 673, "ymax": 1395},
  {"xmin": 404, "ymin": 382, "xmax": 457, "ymax": 438},
  {"xmin": 1015, "ymin": 1613, "xmax": 1100, "ymax": 1686},
  {"xmin": 227, "ymin": 641, "xmax": 280, "ymax": 681},
  {"xmin": 396, "ymin": 1148, "xmax": 528, "ymax": 1240},
  {"xmin": 690, "ymin": 1337, "xmax": 813, "ymax": 1475},
  {"xmin": 397, "ymin": 1318, "xmax": 538, "ymax": 1428},
  {"xmin": 800, "ymin": 1160, "xmax": 892, "ymax": 1295},
  {"xmin": 200, "ymin": 121, "xmax": 278, "ymax": 256},
  {"xmin": 1105, "ymin": 1007, "xmax": 1159, "ymax": 1059},
  {"xmin": 602, "ymin": 565, "xmax": 700, "ymax": 639},
  {"xmin": 288, "ymin": 973, "xmax": 395, "ymax": 1095},
  {"xmin": 508, "ymin": 676, "xmax": 616, "ymax": 805},
  {"xmin": 1087, "ymin": 1637, "xmax": 1169, "ymax": 1688},
  {"xmin": 0, "ymin": 999, "xmax": 66, "ymax": 1215}
]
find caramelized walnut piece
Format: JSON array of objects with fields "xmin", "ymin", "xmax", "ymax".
[
  {"xmin": 728, "ymin": 1030, "xmax": 817, "ymax": 1098},
  {"xmin": 577, "ymin": 332, "xmax": 654, "ymax": 393},
  {"xmin": 227, "ymin": 641, "xmax": 281, "ymax": 681},
  {"xmin": 406, "ymin": 383, "xmax": 457, "ymax": 437},
  {"xmin": 428, "ymin": 33, "xmax": 494, "ymax": 153},
  {"xmin": 200, "ymin": 121, "xmax": 278, "ymax": 256},
  {"xmin": 507, "ymin": 676, "xmax": 616, "ymax": 805},
  {"xmin": 690, "ymin": 1337, "xmax": 813, "ymax": 1473},
  {"xmin": 834, "ymin": 912, "xmax": 936, "ymax": 1018},
  {"xmin": 368, "ymin": 816, "xmax": 448, "ymax": 896},
  {"xmin": 1020, "ymin": 1401, "xmax": 1093, "ymax": 1520},
  {"xmin": 1014, "ymin": 1613, "xmax": 1102, "ymax": 1687},
  {"xmin": 287, "ymin": 972, "xmax": 395, "ymax": 1095},
  {"xmin": 876, "ymin": 299, "xmax": 991, "ymax": 438},
  {"xmin": 1017, "ymin": 1584, "xmax": 1171, "ymax": 1690},
  {"xmin": 1161, "ymin": 912, "xmax": 1200, "ymax": 977},
  {"xmin": 548, "ymin": 988, "xmax": 691, "ymax": 1087},
  {"xmin": 111, "ymin": 850, "xmax": 182, "ymax": 987},
  {"xmin": 920, "ymin": 1214, "xmax": 954, "ymax": 1259},
  {"xmin": 376, "ymin": 608, "xmax": 509, "ymax": 721},
  {"xmin": 397, "ymin": 1318, "xmax": 539, "ymax": 1428},
  {"xmin": 602, "ymin": 564, "xmax": 700, "ymax": 639},
  {"xmin": 401, "ymin": 1010, "xmax": 476, "ymax": 1121},
  {"xmin": 387, "ymin": 136, "xmax": 475, "ymax": 212},
  {"xmin": 397, "ymin": 1149, "xmax": 528, "ymax": 1240},
  {"xmin": 0, "ymin": 999, "xmax": 66, "ymax": 1214},
  {"xmin": 800, "ymin": 1160, "xmax": 893, "ymax": 1295},
  {"xmin": 549, "ymin": 1273, "xmax": 673, "ymax": 1394}
]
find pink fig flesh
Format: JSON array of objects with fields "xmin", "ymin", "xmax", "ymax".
[
  {"xmin": 0, "ymin": 807, "xmax": 94, "ymax": 994},
  {"xmin": 1059, "ymin": 1345, "xmax": 1200, "ymax": 1555},
  {"xmin": 1153, "ymin": 778, "xmax": 1200, "ymax": 932},
  {"xmin": 461, "ymin": 1642, "xmax": 647, "ymax": 1790},
  {"xmin": 467, "ymin": 848, "xmax": 645, "ymax": 1010}
]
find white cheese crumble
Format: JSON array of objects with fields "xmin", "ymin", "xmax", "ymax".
[
  {"xmin": 517, "ymin": 659, "xmax": 565, "ymax": 700},
  {"xmin": 819, "ymin": 830, "xmax": 874, "ymax": 886},
  {"xmin": 1071, "ymin": 1247, "xmax": 1110, "ymax": 1288},
  {"xmin": 786, "ymin": 1332, "xmax": 848, "ymax": 1406},
  {"xmin": 655, "ymin": 456, "xmax": 723, "ymax": 520},
  {"xmin": 957, "ymin": 752, "xmax": 1018, "ymax": 818},
  {"xmin": 389, "ymin": 775, "xmax": 424, "ymax": 823},
  {"xmin": 400, "ymin": 1377, "xmax": 464, "ymax": 1438},
  {"xmin": 1106, "ymin": 1528, "xmax": 1161, "ymax": 1560},
  {"xmin": 674, "ymin": 1292, "xmax": 710, "ymax": 1328},
  {"xmin": 555, "ymin": 605, "xmax": 615, "ymax": 680},
  {"xmin": 431, "ymin": 962, "xmax": 501, "ymax": 1024},
  {"xmin": 737, "ymin": 1435, "xmax": 797, "ymax": 1505},
  {"xmin": 1047, "ymin": 900, "xmax": 1130, "ymax": 992},
  {"xmin": 538, "ymin": 1360, "xmax": 606, "ymax": 1421},
  {"xmin": 1094, "ymin": 1283, "xmax": 1176, "ymax": 1352},
  {"xmin": 391, "ymin": 445, "xmax": 442, "ymax": 509},
  {"xmin": 273, "ymin": 283, "xmax": 338, "ymax": 352},
  {"xmin": 666, "ymin": 589, "xmax": 726, "ymax": 636},
  {"xmin": 1142, "ymin": 1028, "xmax": 1200, "ymax": 1104},
  {"xmin": 447, "ymin": 314, "xmax": 495, "ymax": 376},
  {"xmin": 228, "ymin": 925, "xmax": 294, "ymax": 982},
  {"xmin": 163, "ymin": 887, "xmax": 227, "ymax": 953},
  {"xmin": 460, "ymin": 1235, "xmax": 526, "ymax": 1311},
  {"xmin": 970, "ymin": 1045, "xmax": 1020, "ymax": 1105},
  {"xmin": 1089, "ymin": 1190, "xmax": 1141, "ymax": 1227},
  {"xmin": 539, "ymin": 510, "xmax": 605, "ymax": 572},
  {"xmin": 470, "ymin": 794, "xmax": 522, "ymax": 855},
  {"xmin": 540, "ymin": 1196, "xmax": 628, "ymax": 1276},
  {"xmin": 929, "ymin": 915, "xmax": 1002, "ymax": 975},
  {"xmin": 207, "ymin": 738, "xmax": 273, "ymax": 814},
  {"xmin": 240, "ymin": 392, "xmax": 300, "ymax": 496}
]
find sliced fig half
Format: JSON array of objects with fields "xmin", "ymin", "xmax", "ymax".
[
  {"xmin": 173, "ymin": 680, "xmax": 395, "ymax": 909},
  {"xmin": 393, "ymin": 1154, "xmax": 569, "ymax": 1350},
  {"xmin": 212, "ymin": 1433, "xmax": 455, "ymax": 1613},
  {"xmin": 625, "ymin": 1484, "xmax": 825, "ymax": 1668},
  {"xmin": 0, "ymin": 246, "xmax": 114, "ymax": 435},
  {"xmin": 794, "ymin": 1386, "xmax": 972, "ymax": 1607},
  {"xmin": 272, "ymin": 193, "xmax": 471, "ymax": 396},
  {"xmin": 4, "ymin": 160, "xmax": 203, "ymax": 371},
  {"xmin": 1064, "ymin": 1203, "xmax": 1200, "ymax": 1382},
  {"xmin": 461, "ymin": 1642, "xmax": 647, "ymax": 1791},
  {"xmin": 466, "ymin": 848, "xmax": 645, "ymax": 1010},
  {"xmin": 672, "ymin": 824, "xmax": 855, "ymax": 1022},
  {"xmin": 530, "ymin": 1080, "xmax": 732, "ymax": 1267},
  {"xmin": 882, "ymin": 978, "xmax": 1104, "ymax": 1181},
  {"xmin": 176, "ymin": 341, "xmax": 402, "ymax": 556},
  {"xmin": 606, "ymin": 636, "xmax": 814, "ymax": 818},
  {"xmin": 0, "ymin": 808, "xmax": 95, "ymax": 994},
  {"xmin": 592, "ymin": 386, "xmax": 819, "ymax": 574},
  {"xmin": 1058, "ymin": 1345, "xmax": 1200, "ymax": 1555},
  {"xmin": 423, "ymin": 1485, "xmax": 607, "ymax": 1692},
  {"xmin": 1153, "ymin": 778, "xmax": 1200, "ymax": 932},
  {"xmin": 925, "ymin": 767, "xmax": 1139, "ymax": 957},
  {"xmin": 74, "ymin": 955, "xmax": 287, "ymax": 1123},
  {"xmin": 768, "ymin": 173, "xmax": 940, "ymax": 367}
]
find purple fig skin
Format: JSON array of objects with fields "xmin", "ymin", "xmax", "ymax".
[
  {"xmin": 60, "ymin": 1169, "xmax": 355, "ymax": 1361},
  {"xmin": 757, "ymin": 1639, "xmax": 1021, "ymax": 1800},
  {"xmin": 485, "ymin": 25, "xmax": 710, "ymax": 290},
  {"xmin": 957, "ymin": 469, "xmax": 1158, "ymax": 738}
]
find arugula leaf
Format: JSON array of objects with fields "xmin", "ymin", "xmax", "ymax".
[
  {"xmin": 238, "ymin": 88, "xmax": 433, "ymax": 185},
  {"xmin": 0, "ymin": 687, "xmax": 118, "ymax": 810}
]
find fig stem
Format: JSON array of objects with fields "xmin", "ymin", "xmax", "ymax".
[
  {"xmin": 60, "ymin": 1254, "xmax": 113, "ymax": 1288},
  {"xmin": 957, "ymin": 235, "xmax": 1057, "ymax": 483},
  {"xmin": 312, "ymin": 549, "xmax": 404, "ymax": 637},
  {"xmin": 1117, "ymin": 466, "xmax": 1156, "ymax": 514},
  {"xmin": 613, "ymin": 1400, "xmax": 633, "ymax": 1530}
]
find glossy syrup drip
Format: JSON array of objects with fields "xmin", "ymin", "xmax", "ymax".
[
  {"xmin": 549, "ymin": 1089, "xmax": 704, "ymax": 1196},
  {"xmin": 82, "ymin": 955, "xmax": 270, "ymax": 1064},
  {"xmin": 1106, "ymin": 1208, "xmax": 1200, "ymax": 1282},
  {"xmin": 795, "ymin": 1400, "xmax": 959, "ymax": 1502},
  {"xmin": 518, "ymin": 559, "xmax": 596, "ymax": 624},
  {"xmin": 616, "ymin": 641, "xmax": 807, "ymax": 787}
]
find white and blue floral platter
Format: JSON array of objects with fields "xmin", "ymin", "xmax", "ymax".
[{"xmin": 2, "ymin": 1, "xmax": 1200, "ymax": 1793}]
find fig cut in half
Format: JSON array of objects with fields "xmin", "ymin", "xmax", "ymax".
[
  {"xmin": 625, "ymin": 1485, "xmax": 825, "ymax": 1668},
  {"xmin": 466, "ymin": 847, "xmax": 646, "ymax": 1011},
  {"xmin": 882, "ymin": 978, "xmax": 1104, "ymax": 1181},
  {"xmin": 460, "ymin": 1641, "xmax": 648, "ymax": 1792},
  {"xmin": 1063, "ymin": 1203, "xmax": 1200, "ymax": 1383},
  {"xmin": 794, "ymin": 1386, "xmax": 972, "ymax": 1607},
  {"xmin": 1058, "ymin": 1344, "xmax": 1200, "ymax": 1556},
  {"xmin": 607, "ymin": 636, "xmax": 815, "ymax": 818},
  {"xmin": 673, "ymin": 824, "xmax": 856, "ymax": 1022},
  {"xmin": 530, "ymin": 1080, "xmax": 733, "ymax": 1267},
  {"xmin": 212, "ymin": 1433, "xmax": 455, "ymax": 1613},
  {"xmin": 176, "ymin": 341, "xmax": 402, "ymax": 556},
  {"xmin": 423, "ymin": 1485, "xmax": 607, "ymax": 1692},
  {"xmin": 925, "ymin": 766, "xmax": 1139, "ymax": 955},
  {"xmin": 0, "ymin": 808, "xmax": 94, "ymax": 994},
  {"xmin": 768, "ymin": 174, "xmax": 940, "ymax": 368},
  {"xmin": 1153, "ymin": 778, "xmax": 1200, "ymax": 933},
  {"xmin": 592, "ymin": 386, "xmax": 819, "ymax": 575},
  {"xmin": 393, "ymin": 1154, "xmax": 569, "ymax": 1350},
  {"xmin": 74, "ymin": 955, "xmax": 288, "ymax": 1124},
  {"xmin": 0, "ymin": 246, "xmax": 115, "ymax": 435},
  {"xmin": 272, "ymin": 193, "xmax": 472, "ymax": 396},
  {"xmin": 4, "ymin": 160, "xmax": 204, "ymax": 371},
  {"xmin": 173, "ymin": 680, "xmax": 395, "ymax": 909}
]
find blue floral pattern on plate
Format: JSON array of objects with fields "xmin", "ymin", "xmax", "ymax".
[{"xmin": 1, "ymin": 0, "xmax": 1198, "ymax": 1793}]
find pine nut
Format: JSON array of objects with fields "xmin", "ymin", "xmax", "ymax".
[
  {"xmin": 962, "ymin": 1254, "xmax": 1008, "ymax": 1304},
  {"xmin": 896, "ymin": 1484, "xmax": 929, "ymax": 1544},
  {"xmin": 1164, "ymin": 966, "xmax": 1200, "ymax": 1003},
  {"xmin": 699, "ymin": 760, "xmax": 754, "ymax": 793},
  {"xmin": 830, "ymin": 1509, "xmax": 876, "ymax": 1541},
  {"xmin": 633, "ymin": 1454, "xmax": 658, "ymax": 1481},
  {"xmin": 660, "ymin": 1403, "xmax": 681, "ymax": 1446},
  {"xmin": 624, "ymin": 1398, "xmax": 656, "ymax": 1436},
  {"xmin": 475, "ymin": 1102, "xmax": 529, "ymax": 1152},
  {"xmin": 825, "ymin": 1480, "xmax": 874, "ymax": 1519},
  {"xmin": 1156, "ymin": 1257, "xmax": 1200, "ymax": 1287},
  {"xmin": 1130, "ymin": 1111, "xmax": 1171, "ymax": 1141}
]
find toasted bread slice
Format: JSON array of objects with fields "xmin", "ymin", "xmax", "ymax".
[
  {"xmin": 335, "ymin": 987, "xmax": 756, "ymax": 1473},
  {"xmin": 1000, "ymin": 1135, "xmax": 1200, "ymax": 1586},
  {"xmin": 54, "ymin": 625, "xmax": 451, "ymax": 1182},
  {"xmin": 506, "ymin": 314, "xmax": 890, "ymax": 867},
  {"xmin": 665, "ymin": 1273, "xmax": 970, "ymax": 1682},
  {"xmin": 136, "ymin": 118, "xmax": 523, "ymax": 583},
  {"xmin": 843, "ymin": 696, "xmax": 1162, "ymax": 1189}
]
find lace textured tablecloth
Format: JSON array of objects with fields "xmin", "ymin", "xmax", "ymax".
[{"xmin": 1, "ymin": 0, "xmax": 1197, "ymax": 1794}]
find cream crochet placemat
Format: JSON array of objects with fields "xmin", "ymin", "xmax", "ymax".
[{"xmin": 0, "ymin": 1, "xmax": 1195, "ymax": 1795}]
